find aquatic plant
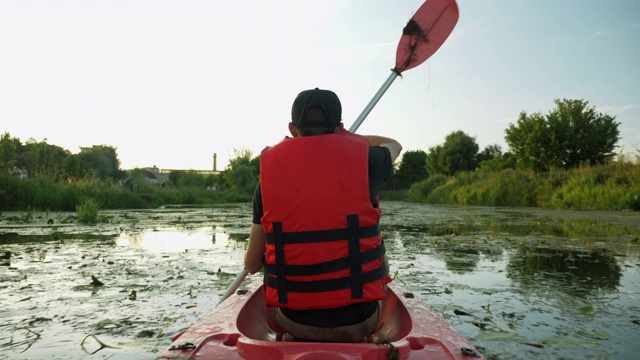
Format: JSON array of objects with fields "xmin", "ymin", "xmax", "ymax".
[
  {"xmin": 21, "ymin": 207, "xmax": 35, "ymax": 223},
  {"xmin": 77, "ymin": 198, "xmax": 101, "ymax": 224}
]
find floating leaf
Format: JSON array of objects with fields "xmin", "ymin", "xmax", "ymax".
[
  {"xmin": 81, "ymin": 334, "xmax": 119, "ymax": 355},
  {"xmin": 471, "ymin": 322, "xmax": 492, "ymax": 329},
  {"xmin": 475, "ymin": 331, "xmax": 527, "ymax": 343},
  {"xmin": 574, "ymin": 327, "xmax": 610, "ymax": 340},
  {"xmin": 454, "ymin": 309, "xmax": 472, "ymax": 316},
  {"xmin": 576, "ymin": 305, "xmax": 594, "ymax": 314},
  {"xmin": 540, "ymin": 336, "xmax": 599, "ymax": 349},
  {"xmin": 91, "ymin": 275, "xmax": 104, "ymax": 286}
]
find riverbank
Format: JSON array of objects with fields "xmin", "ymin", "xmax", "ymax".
[
  {"xmin": 0, "ymin": 173, "xmax": 251, "ymax": 212},
  {"xmin": 2, "ymin": 160, "xmax": 639, "ymax": 212},
  {"xmin": 404, "ymin": 161, "xmax": 640, "ymax": 211}
]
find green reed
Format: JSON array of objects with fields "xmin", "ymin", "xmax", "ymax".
[
  {"xmin": 0, "ymin": 172, "xmax": 250, "ymax": 211},
  {"xmin": 406, "ymin": 160, "xmax": 640, "ymax": 211},
  {"xmin": 76, "ymin": 198, "xmax": 101, "ymax": 224}
]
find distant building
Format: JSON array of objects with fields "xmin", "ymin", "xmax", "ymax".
[
  {"xmin": 79, "ymin": 145, "xmax": 111, "ymax": 153},
  {"xmin": 157, "ymin": 168, "xmax": 220, "ymax": 176},
  {"xmin": 141, "ymin": 166, "xmax": 169, "ymax": 186}
]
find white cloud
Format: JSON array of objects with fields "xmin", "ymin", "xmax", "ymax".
[{"xmin": 596, "ymin": 104, "xmax": 638, "ymax": 115}]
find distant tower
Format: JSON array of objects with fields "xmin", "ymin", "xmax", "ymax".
[{"xmin": 213, "ymin": 153, "xmax": 217, "ymax": 172}]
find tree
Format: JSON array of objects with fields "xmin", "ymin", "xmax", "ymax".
[
  {"xmin": 177, "ymin": 171, "xmax": 205, "ymax": 188},
  {"xmin": 34, "ymin": 141, "xmax": 72, "ymax": 179},
  {"xmin": 168, "ymin": 170, "xmax": 182, "ymax": 186},
  {"xmin": 477, "ymin": 144, "xmax": 502, "ymax": 163},
  {"xmin": 427, "ymin": 131, "xmax": 479, "ymax": 175},
  {"xmin": 505, "ymin": 99, "xmax": 620, "ymax": 171},
  {"xmin": 0, "ymin": 132, "xmax": 18, "ymax": 168},
  {"xmin": 78, "ymin": 145, "xmax": 125, "ymax": 180},
  {"xmin": 17, "ymin": 138, "xmax": 44, "ymax": 176},
  {"xmin": 396, "ymin": 150, "xmax": 428, "ymax": 188},
  {"xmin": 477, "ymin": 152, "xmax": 517, "ymax": 173},
  {"xmin": 63, "ymin": 155, "xmax": 81, "ymax": 179},
  {"xmin": 219, "ymin": 147, "xmax": 259, "ymax": 194},
  {"xmin": 475, "ymin": 144, "xmax": 518, "ymax": 173}
]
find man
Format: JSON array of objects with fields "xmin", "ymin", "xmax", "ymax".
[{"xmin": 244, "ymin": 88, "xmax": 402, "ymax": 342}]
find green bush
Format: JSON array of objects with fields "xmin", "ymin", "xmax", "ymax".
[
  {"xmin": 406, "ymin": 174, "xmax": 448, "ymax": 202},
  {"xmin": 404, "ymin": 159, "xmax": 639, "ymax": 211},
  {"xmin": 77, "ymin": 198, "xmax": 101, "ymax": 224}
]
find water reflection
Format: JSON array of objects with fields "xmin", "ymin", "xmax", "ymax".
[
  {"xmin": 440, "ymin": 247, "xmax": 481, "ymax": 274},
  {"xmin": 0, "ymin": 232, "xmax": 115, "ymax": 244},
  {"xmin": 115, "ymin": 227, "xmax": 249, "ymax": 252},
  {"xmin": 507, "ymin": 246, "xmax": 622, "ymax": 298},
  {"xmin": 116, "ymin": 227, "xmax": 228, "ymax": 251},
  {"xmin": 227, "ymin": 233, "xmax": 249, "ymax": 242}
]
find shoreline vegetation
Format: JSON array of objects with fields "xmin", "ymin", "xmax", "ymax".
[
  {"xmin": 402, "ymin": 159, "xmax": 640, "ymax": 211},
  {"xmin": 0, "ymin": 172, "xmax": 251, "ymax": 213},
  {"xmin": 3, "ymin": 98, "xmax": 635, "ymax": 216},
  {"xmin": 1, "ymin": 160, "xmax": 638, "ymax": 215}
]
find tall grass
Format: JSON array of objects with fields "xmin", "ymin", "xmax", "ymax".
[
  {"xmin": 547, "ymin": 161, "xmax": 640, "ymax": 210},
  {"xmin": 0, "ymin": 173, "xmax": 251, "ymax": 211},
  {"xmin": 406, "ymin": 160, "xmax": 640, "ymax": 211},
  {"xmin": 76, "ymin": 198, "xmax": 101, "ymax": 224},
  {"xmin": 3, "ymin": 158, "xmax": 638, "ymax": 212}
]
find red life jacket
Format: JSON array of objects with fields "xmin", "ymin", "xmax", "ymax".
[{"xmin": 259, "ymin": 130, "xmax": 389, "ymax": 310}]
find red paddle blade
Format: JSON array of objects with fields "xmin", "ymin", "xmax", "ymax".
[{"xmin": 395, "ymin": 0, "xmax": 459, "ymax": 73}]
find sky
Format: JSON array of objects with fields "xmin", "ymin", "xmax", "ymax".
[{"xmin": 1, "ymin": 0, "xmax": 639, "ymax": 171}]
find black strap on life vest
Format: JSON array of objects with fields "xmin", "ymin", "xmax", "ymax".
[
  {"xmin": 273, "ymin": 222, "xmax": 287, "ymax": 304},
  {"xmin": 263, "ymin": 264, "xmax": 388, "ymax": 294},
  {"xmin": 262, "ymin": 243, "xmax": 385, "ymax": 276},
  {"xmin": 347, "ymin": 214, "xmax": 363, "ymax": 299},
  {"xmin": 265, "ymin": 215, "xmax": 386, "ymax": 303},
  {"xmin": 264, "ymin": 223, "xmax": 380, "ymax": 244}
]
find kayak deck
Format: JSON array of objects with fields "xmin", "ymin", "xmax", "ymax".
[{"xmin": 157, "ymin": 280, "xmax": 485, "ymax": 359}]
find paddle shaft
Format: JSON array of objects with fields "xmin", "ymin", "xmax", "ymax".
[
  {"xmin": 348, "ymin": 70, "xmax": 401, "ymax": 133},
  {"xmin": 217, "ymin": 268, "xmax": 248, "ymax": 305}
]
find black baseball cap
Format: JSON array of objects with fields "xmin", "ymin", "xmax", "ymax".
[{"xmin": 291, "ymin": 88, "xmax": 342, "ymax": 128}]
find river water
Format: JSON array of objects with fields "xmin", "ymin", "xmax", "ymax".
[{"xmin": 1, "ymin": 202, "xmax": 639, "ymax": 359}]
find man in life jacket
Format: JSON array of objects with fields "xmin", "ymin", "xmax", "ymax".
[{"xmin": 244, "ymin": 88, "xmax": 402, "ymax": 342}]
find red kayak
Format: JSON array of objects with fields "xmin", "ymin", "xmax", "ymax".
[{"xmin": 157, "ymin": 280, "xmax": 485, "ymax": 359}]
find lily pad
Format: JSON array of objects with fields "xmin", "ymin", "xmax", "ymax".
[
  {"xmin": 540, "ymin": 336, "xmax": 599, "ymax": 349},
  {"xmin": 475, "ymin": 331, "xmax": 527, "ymax": 343},
  {"xmin": 576, "ymin": 305, "xmax": 594, "ymax": 314},
  {"xmin": 574, "ymin": 327, "xmax": 610, "ymax": 340}
]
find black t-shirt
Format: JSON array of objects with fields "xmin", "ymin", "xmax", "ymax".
[{"xmin": 252, "ymin": 146, "xmax": 393, "ymax": 327}]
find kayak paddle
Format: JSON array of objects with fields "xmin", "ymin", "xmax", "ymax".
[{"xmin": 349, "ymin": 0, "xmax": 459, "ymax": 132}]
